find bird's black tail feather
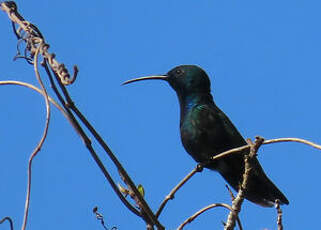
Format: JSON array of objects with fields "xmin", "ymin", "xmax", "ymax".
[{"xmin": 211, "ymin": 155, "xmax": 289, "ymax": 207}]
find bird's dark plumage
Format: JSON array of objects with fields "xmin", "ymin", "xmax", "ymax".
[{"xmin": 124, "ymin": 65, "xmax": 289, "ymax": 207}]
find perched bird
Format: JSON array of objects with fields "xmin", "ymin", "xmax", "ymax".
[{"xmin": 123, "ymin": 65, "xmax": 289, "ymax": 207}]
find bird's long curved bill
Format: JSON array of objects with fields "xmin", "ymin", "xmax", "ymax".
[{"xmin": 122, "ymin": 75, "xmax": 167, "ymax": 85}]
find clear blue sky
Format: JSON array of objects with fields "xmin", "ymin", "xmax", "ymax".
[{"xmin": 1, "ymin": 1, "xmax": 321, "ymax": 229}]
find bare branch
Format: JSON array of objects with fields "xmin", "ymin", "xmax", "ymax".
[
  {"xmin": 156, "ymin": 164, "xmax": 203, "ymax": 218},
  {"xmin": 210, "ymin": 137, "xmax": 321, "ymax": 163},
  {"xmin": 275, "ymin": 199, "xmax": 283, "ymax": 230},
  {"xmin": 56, "ymin": 79, "xmax": 162, "ymax": 228},
  {"xmin": 177, "ymin": 203, "xmax": 242, "ymax": 230},
  {"xmin": 43, "ymin": 58, "xmax": 144, "ymax": 219},
  {"xmin": 264, "ymin": 137, "xmax": 321, "ymax": 150}
]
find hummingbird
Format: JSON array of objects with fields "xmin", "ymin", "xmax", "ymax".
[{"xmin": 123, "ymin": 65, "xmax": 289, "ymax": 207}]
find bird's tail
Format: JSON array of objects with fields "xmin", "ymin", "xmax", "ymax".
[{"xmin": 213, "ymin": 155, "xmax": 289, "ymax": 207}]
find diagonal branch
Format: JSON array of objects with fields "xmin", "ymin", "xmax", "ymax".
[
  {"xmin": 156, "ymin": 164, "xmax": 203, "ymax": 218},
  {"xmin": 1, "ymin": 2, "xmax": 162, "ymax": 228},
  {"xmin": 44, "ymin": 59, "xmax": 143, "ymax": 218}
]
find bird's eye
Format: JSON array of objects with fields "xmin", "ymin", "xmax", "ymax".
[{"xmin": 175, "ymin": 69, "xmax": 184, "ymax": 76}]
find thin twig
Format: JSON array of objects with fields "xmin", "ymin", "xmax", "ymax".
[
  {"xmin": 275, "ymin": 199, "xmax": 283, "ymax": 230},
  {"xmin": 264, "ymin": 137, "xmax": 321, "ymax": 150},
  {"xmin": 22, "ymin": 44, "xmax": 51, "ymax": 230},
  {"xmin": 177, "ymin": 203, "xmax": 243, "ymax": 230},
  {"xmin": 210, "ymin": 137, "xmax": 321, "ymax": 163},
  {"xmin": 156, "ymin": 164, "xmax": 203, "ymax": 218},
  {"xmin": 0, "ymin": 217, "xmax": 14, "ymax": 230}
]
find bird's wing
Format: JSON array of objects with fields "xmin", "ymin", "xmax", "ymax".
[{"xmin": 192, "ymin": 104, "xmax": 247, "ymax": 148}]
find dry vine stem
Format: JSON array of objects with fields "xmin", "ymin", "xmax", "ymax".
[{"xmin": 0, "ymin": 1, "xmax": 163, "ymax": 229}]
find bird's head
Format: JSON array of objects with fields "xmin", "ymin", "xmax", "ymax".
[{"xmin": 123, "ymin": 65, "xmax": 211, "ymax": 95}]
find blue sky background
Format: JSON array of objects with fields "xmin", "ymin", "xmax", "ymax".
[{"xmin": 1, "ymin": 1, "xmax": 321, "ymax": 229}]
